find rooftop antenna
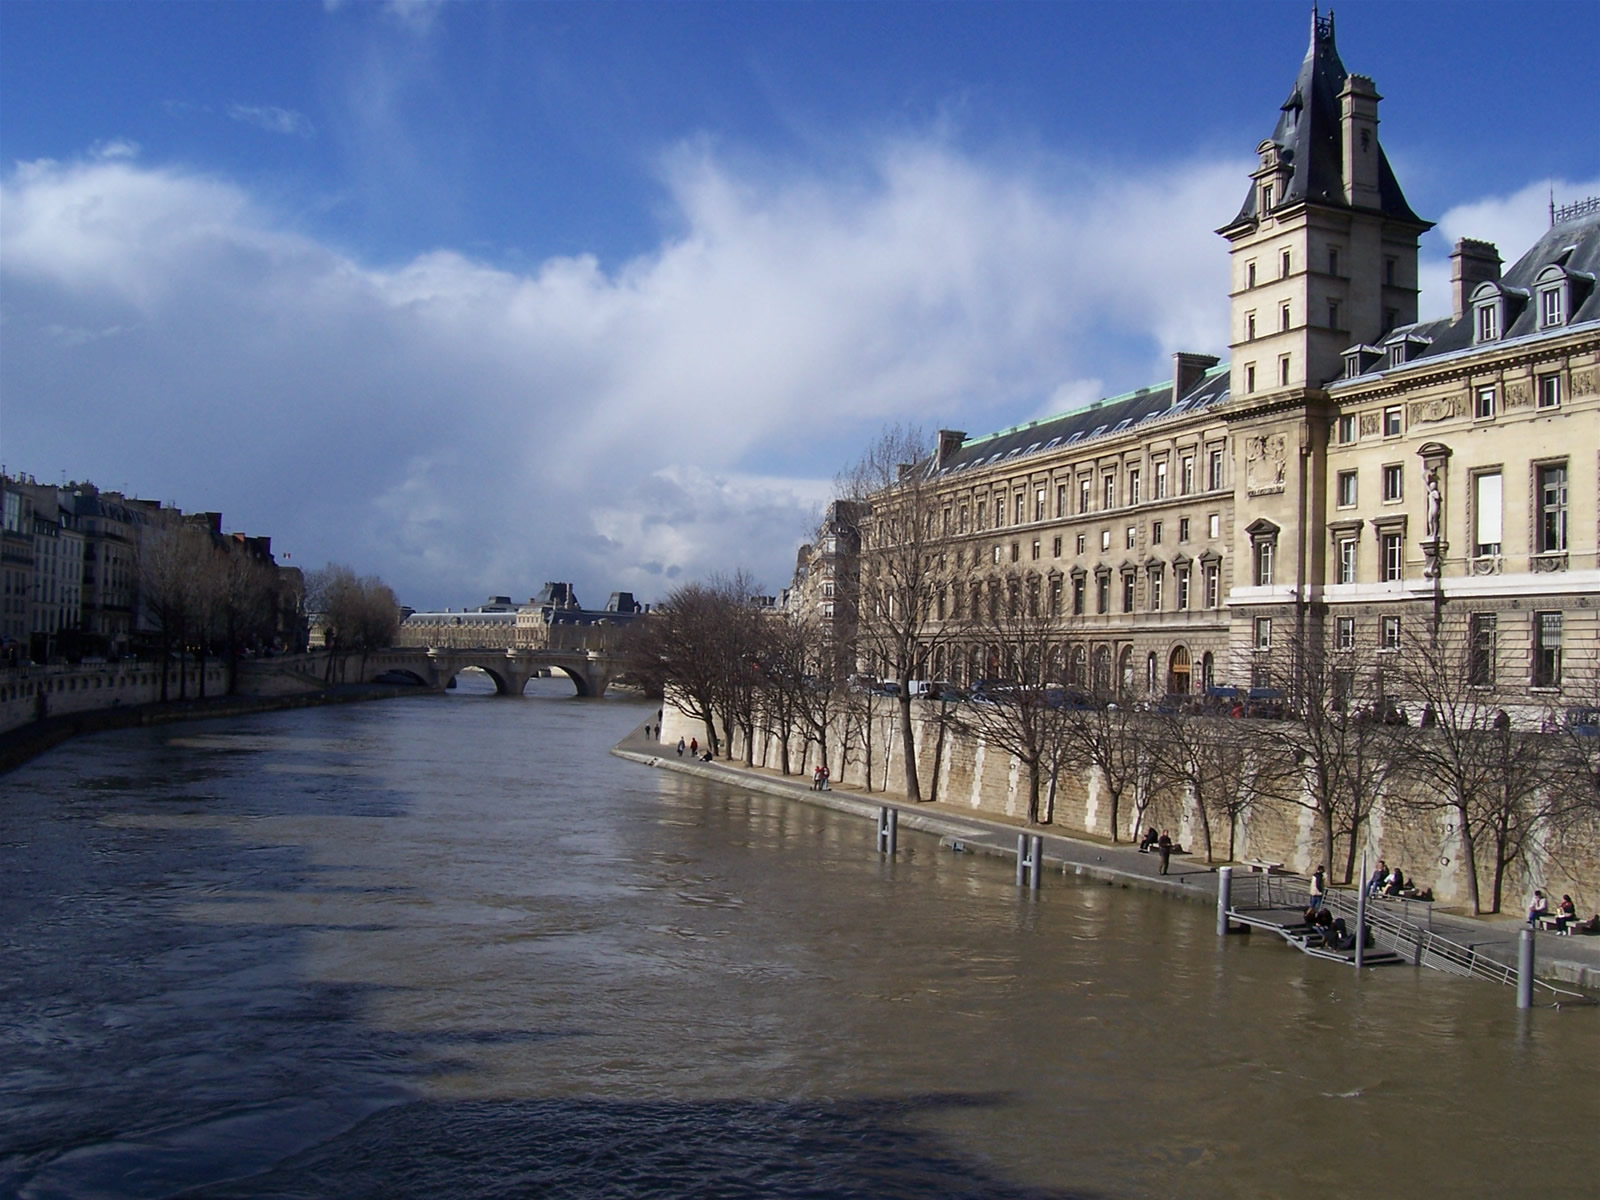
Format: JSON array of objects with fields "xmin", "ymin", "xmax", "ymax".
[{"xmin": 1550, "ymin": 184, "xmax": 1556, "ymax": 228}]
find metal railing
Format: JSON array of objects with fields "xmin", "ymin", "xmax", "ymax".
[{"xmin": 1228, "ymin": 871, "xmax": 1594, "ymax": 1003}]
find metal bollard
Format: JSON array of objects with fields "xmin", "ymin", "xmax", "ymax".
[
  {"xmin": 877, "ymin": 806, "xmax": 898, "ymax": 856},
  {"xmin": 1517, "ymin": 928, "xmax": 1535, "ymax": 1010},
  {"xmin": 1354, "ymin": 853, "xmax": 1368, "ymax": 969},
  {"xmin": 1016, "ymin": 833, "xmax": 1028, "ymax": 886},
  {"xmin": 1216, "ymin": 865, "xmax": 1233, "ymax": 937},
  {"xmin": 1030, "ymin": 836, "xmax": 1043, "ymax": 892}
]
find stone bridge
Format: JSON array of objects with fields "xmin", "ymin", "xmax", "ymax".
[{"xmin": 359, "ymin": 646, "xmax": 621, "ymax": 697}]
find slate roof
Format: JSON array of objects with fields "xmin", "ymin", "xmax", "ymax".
[
  {"xmin": 929, "ymin": 365, "xmax": 1231, "ymax": 480},
  {"xmin": 1221, "ymin": 10, "xmax": 1426, "ymax": 232},
  {"xmin": 1343, "ymin": 207, "xmax": 1600, "ymax": 379}
]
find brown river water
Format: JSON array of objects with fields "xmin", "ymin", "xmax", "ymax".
[{"xmin": 2, "ymin": 674, "xmax": 1595, "ymax": 1199}]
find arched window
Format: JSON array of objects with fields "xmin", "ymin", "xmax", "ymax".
[
  {"xmin": 1201, "ymin": 651, "xmax": 1215, "ymax": 691},
  {"xmin": 1070, "ymin": 645, "xmax": 1088, "ymax": 687},
  {"xmin": 1146, "ymin": 652, "xmax": 1158, "ymax": 694},
  {"xmin": 1168, "ymin": 646, "xmax": 1192, "ymax": 695},
  {"xmin": 1094, "ymin": 645, "xmax": 1112, "ymax": 696},
  {"xmin": 1119, "ymin": 646, "xmax": 1134, "ymax": 696}
]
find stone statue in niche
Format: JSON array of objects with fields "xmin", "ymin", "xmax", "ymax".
[
  {"xmin": 1425, "ymin": 469, "xmax": 1442, "ymax": 539},
  {"xmin": 1245, "ymin": 432, "xmax": 1288, "ymax": 495}
]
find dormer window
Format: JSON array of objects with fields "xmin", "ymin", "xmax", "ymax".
[
  {"xmin": 1535, "ymin": 265, "xmax": 1571, "ymax": 328},
  {"xmin": 1262, "ymin": 183, "xmax": 1274, "ymax": 211},
  {"xmin": 1472, "ymin": 285, "xmax": 1502, "ymax": 343}
]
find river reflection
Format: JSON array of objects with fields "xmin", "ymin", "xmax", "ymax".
[{"xmin": 2, "ymin": 675, "xmax": 1596, "ymax": 1199}]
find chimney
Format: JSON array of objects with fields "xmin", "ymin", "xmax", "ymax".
[
  {"xmin": 1172, "ymin": 352, "xmax": 1221, "ymax": 403},
  {"xmin": 1339, "ymin": 74, "xmax": 1381, "ymax": 208},
  {"xmin": 936, "ymin": 429, "xmax": 967, "ymax": 469},
  {"xmin": 1450, "ymin": 239, "xmax": 1502, "ymax": 320}
]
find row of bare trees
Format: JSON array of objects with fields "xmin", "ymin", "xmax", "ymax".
[
  {"xmin": 138, "ymin": 517, "xmax": 289, "ymax": 700},
  {"xmin": 304, "ymin": 565, "xmax": 402, "ymax": 685}
]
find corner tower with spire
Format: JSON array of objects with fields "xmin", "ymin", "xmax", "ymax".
[{"xmin": 1218, "ymin": 8, "xmax": 1433, "ymax": 399}]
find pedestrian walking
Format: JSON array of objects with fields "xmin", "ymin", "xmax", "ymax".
[
  {"xmin": 1309, "ymin": 864, "xmax": 1327, "ymax": 913},
  {"xmin": 1157, "ymin": 829, "xmax": 1172, "ymax": 876},
  {"xmin": 812, "ymin": 764, "xmax": 824, "ymax": 791},
  {"xmin": 676, "ymin": 737, "xmax": 685, "ymax": 757},
  {"xmin": 690, "ymin": 737, "xmax": 698, "ymax": 757}
]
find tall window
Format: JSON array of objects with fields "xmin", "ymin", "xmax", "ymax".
[
  {"xmin": 1280, "ymin": 356, "xmax": 1291, "ymax": 386},
  {"xmin": 1381, "ymin": 616, "xmax": 1401, "ymax": 651},
  {"xmin": 1540, "ymin": 286, "xmax": 1564, "ymax": 328},
  {"xmin": 1280, "ymin": 302, "xmax": 1291, "ymax": 332},
  {"xmin": 1281, "ymin": 248, "xmax": 1291, "ymax": 278},
  {"xmin": 1538, "ymin": 374, "xmax": 1562, "ymax": 409},
  {"xmin": 1473, "ymin": 472, "xmax": 1502, "ymax": 557},
  {"xmin": 977, "ymin": 501, "xmax": 987, "ymax": 530},
  {"xmin": 1204, "ymin": 563, "xmax": 1219, "ymax": 607},
  {"xmin": 1180, "ymin": 456, "xmax": 1195, "ymax": 495},
  {"xmin": 1246, "ymin": 261, "xmax": 1257, "ymax": 288},
  {"xmin": 1056, "ymin": 483, "xmax": 1067, "ymax": 518},
  {"xmin": 1031, "ymin": 539, "xmax": 1041, "ymax": 561},
  {"xmin": 1076, "ymin": 533, "xmax": 1086, "ymax": 554},
  {"xmin": 1096, "ymin": 573, "xmax": 1110, "ymax": 615},
  {"xmin": 1154, "ymin": 460, "xmax": 1169, "ymax": 499},
  {"xmin": 1338, "ymin": 537, "xmax": 1357, "ymax": 584},
  {"xmin": 1475, "ymin": 386, "xmax": 1497, "ymax": 420},
  {"xmin": 1476, "ymin": 303, "xmax": 1499, "ymax": 341},
  {"xmin": 1337, "ymin": 470, "xmax": 1358, "ymax": 507},
  {"xmin": 1469, "ymin": 614, "xmax": 1496, "ymax": 687},
  {"xmin": 1178, "ymin": 517, "xmax": 1190, "ymax": 542},
  {"xmin": 1382, "ymin": 533, "xmax": 1404, "ymax": 582},
  {"xmin": 1336, "ymin": 616, "xmax": 1355, "ymax": 650},
  {"xmin": 1103, "ymin": 474, "xmax": 1117, "ymax": 510},
  {"xmin": 1254, "ymin": 617, "xmax": 1272, "ymax": 650},
  {"xmin": 1207, "ymin": 448, "xmax": 1224, "ymax": 491},
  {"xmin": 1208, "ymin": 513, "xmax": 1220, "ymax": 539},
  {"xmin": 1049, "ymin": 576, "xmax": 1062, "ymax": 616},
  {"xmin": 1072, "ymin": 576, "xmax": 1085, "ymax": 616},
  {"xmin": 1328, "ymin": 246, "xmax": 1340, "ymax": 275},
  {"xmin": 1152, "ymin": 521, "xmax": 1163, "ymax": 546},
  {"xmin": 1079, "ymin": 477, "xmax": 1091, "ymax": 514},
  {"xmin": 1246, "ymin": 363, "xmax": 1256, "ymax": 393},
  {"xmin": 1382, "ymin": 464, "xmax": 1404, "ymax": 502},
  {"xmin": 1123, "ymin": 572, "xmax": 1136, "ymax": 613},
  {"xmin": 1125, "ymin": 526, "xmax": 1136, "ymax": 550},
  {"xmin": 1149, "ymin": 569, "xmax": 1164, "ymax": 611},
  {"xmin": 1533, "ymin": 612, "xmax": 1562, "ymax": 687},
  {"xmin": 1052, "ymin": 536, "xmax": 1062, "ymax": 557},
  {"xmin": 1538, "ymin": 464, "xmax": 1568, "ymax": 554},
  {"xmin": 1254, "ymin": 540, "xmax": 1274, "ymax": 586},
  {"xmin": 1128, "ymin": 467, "xmax": 1142, "ymax": 505},
  {"xmin": 1034, "ymin": 489, "xmax": 1046, "ymax": 522},
  {"xmin": 1176, "ymin": 567, "xmax": 1191, "ymax": 610},
  {"xmin": 1383, "ymin": 407, "xmax": 1402, "ymax": 437},
  {"xmin": 1014, "ymin": 494, "xmax": 1025, "ymax": 525},
  {"xmin": 1337, "ymin": 414, "xmax": 1357, "ymax": 444}
]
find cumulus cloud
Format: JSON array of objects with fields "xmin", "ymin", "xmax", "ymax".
[
  {"xmin": 1, "ymin": 141, "xmax": 1247, "ymax": 608},
  {"xmin": 1418, "ymin": 174, "xmax": 1600, "ymax": 321},
  {"xmin": 227, "ymin": 104, "xmax": 316, "ymax": 138}
]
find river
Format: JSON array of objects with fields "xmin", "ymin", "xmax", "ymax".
[{"xmin": 2, "ymin": 674, "xmax": 1596, "ymax": 1199}]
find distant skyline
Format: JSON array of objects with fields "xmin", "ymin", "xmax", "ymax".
[{"xmin": 3, "ymin": 0, "xmax": 1596, "ymax": 610}]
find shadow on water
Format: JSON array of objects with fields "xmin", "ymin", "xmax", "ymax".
[{"xmin": 185, "ymin": 1093, "xmax": 1098, "ymax": 1200}]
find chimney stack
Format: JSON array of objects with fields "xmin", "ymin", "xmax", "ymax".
[
  {"xmin": 1173, "ymin": 352, "xmax": 1221, "ymax": 403},
  {"xmin": 1450, "ymin": 239, "xmax": 1501, "ymax": 320},
  {"xmin": 936, "ymin": 429, "xmax": 967, "ymax": 469},
  {"xmin": 1339, "ymin": 74, "xmax": 1381, "ymax": 208}
]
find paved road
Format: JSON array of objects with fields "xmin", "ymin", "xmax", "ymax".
[{"xmin": 616, "ymin": 724, "xmax": 1600, "ymax": 991}]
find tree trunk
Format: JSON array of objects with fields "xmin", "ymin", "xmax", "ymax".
[
  {"xmin": 1455, "ymin": 799, "xmax": 1482, "ymax": 914},
  {"xmin": 897, "ymin": 690, "xmax": 921, "ymax": 800}
]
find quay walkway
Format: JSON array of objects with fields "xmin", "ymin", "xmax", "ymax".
[{"xmin": 613, "ymin": 724, "xmax": 1600, "ymax": 996}]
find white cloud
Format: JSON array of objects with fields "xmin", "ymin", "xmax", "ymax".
[
  {"xmin": 90, "ymin": 138, "xmax": 140, "ymax": 160},
  {"xmin": 1, "ymin": 142, "xmax": 1247, "ymax": 608},
  {"xmin": 227, "ymin": 104, "xmax": 316, "ymax": 138},
  {"xmin": 1418, "ymin": 174, "xmax": 1600, "ymax": 321}
]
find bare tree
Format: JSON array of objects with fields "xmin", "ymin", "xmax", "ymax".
[
  {"xmin": 139, "ymin": 516, "xmax": 213, "ymax": 702},
  {"xmin": 1242, "ymin": 626, "xmax": 1404, "ymax": 882},
  {"xmin": 306, "ymin": 565, "xmax": 401, "ymax": 685},
  {"xmin": 1390, "ymin": 620, "xmax": 1560, "ymax": 914},
  {"xmin": 955, "ymin": 568, "xmax": 1072, "ymax": 824},
  {"xmin": 837, "ymin": 424, "xmax": 963, "ymax": 801}
]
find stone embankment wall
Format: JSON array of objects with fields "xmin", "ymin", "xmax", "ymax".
[
  {"xmin": 660, "ymin": 693, "xmax": 1600, "ymax": 914},
  {"xmin": 1, "ymin": 662, "xmax": 231, "ymax": 735}
]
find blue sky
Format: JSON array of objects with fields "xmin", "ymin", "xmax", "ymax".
[{"xmin": 3, "ymin": 0, "xmax": 1596, "ymax": 609}]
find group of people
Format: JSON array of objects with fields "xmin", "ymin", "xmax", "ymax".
[
  {"xmin": 811, "ymin": 763, "xmax": 831, "ymax": 791},
  {"xmin": 1365, "ymin": 859, "xmax": 1432, "ymax": 902},
  {"xmin": 673, "ymin": 735, "xmax": 713, "ymax": 762},
  {"xmin": 1527, "ymin": 889, "xmax": 1579, "ymax": 933}
]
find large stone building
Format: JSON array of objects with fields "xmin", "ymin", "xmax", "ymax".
[{"xmin": 831, "ymin": 12, "xmax": 1598, "ymax": 713}]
